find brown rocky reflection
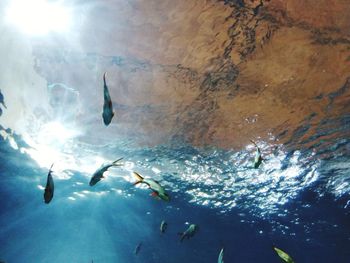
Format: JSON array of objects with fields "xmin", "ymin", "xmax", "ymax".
[{"xmin": 34, "ymin": 0, "xmax": 350, "ymax": 148}]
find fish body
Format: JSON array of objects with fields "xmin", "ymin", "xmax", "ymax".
[
  {"xmin": 179, "ymin": 224, "xmax": 198, "ymax": 242},
  {"xmin": 0, "ymin": 89, "xmax": 6, "ymax": 109},
  {"xmin": 44, "ymin": 164, "xmax": 54, "ymax": 204},
  {"xmin": 133, "ymin": 172, "xmax": 170, "ymax": 201},
  {"xmin": 253, "ymin": 148, "xmax": 263, "ymax": 168},
  {"xmin": 134, "ymin": 242, "xmax": 142, "ymax": 255},
  {"xmin": 273, "ymin": 247, "xmax": 294, "ymax": 263},
  {"xmin": 218, "ymin": 248, "xmax": 224, "ymax": 263},
  {"xmin": 160, "ymin": 220, "xmax": 167, "ymax": 233},
  {"xmin": 89, "ymin": 158, "xmax": 123, "ymax": 186},
  {"xmin": 102, "ymin": 72, "xmax": 114, "ymax": 126},
  {"xmin": 250, "ymin": 140, "xmax": 263, "ymax": 168}
]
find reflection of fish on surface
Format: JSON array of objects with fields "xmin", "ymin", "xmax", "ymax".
[
  {"xmin": 160, "ymin": 220, "xmax": 167, "ymax": 233},
  {"xmin": 44, "ymin": 164, "xmax": 54, "ymax": 204},
  {"xmin": 178, "ymin": 224, "xmax": 198, "ymax": 242},
  {"xmin": 102, "ymin": 72, "xmax": 115, "ymax": 126},
  {"xmin": 218, "ymin": 247, "xmax": 224, "ymax": 263},
  {"xmin": 134, "ymin": 242, "xmax": 142, "ymax": 255},
  {"xmin": 273, "ymin": 247, "xmax": 295, "ymax": 263},
  {"xmin": 133, "ymin": 172, "xmax": 170, "ymax": 201},
  {"xmin": 89, "ymin": 158, "xmax": 123, "ymax": 186}
]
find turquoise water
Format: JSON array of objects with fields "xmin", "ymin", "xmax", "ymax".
[
  {"xmin": 0, "ymin": 116, "xmax": 349, "ymax": 262},
  {"xmin": 0, "ymin": 0, "xmax": 350, "ymax": 261}
]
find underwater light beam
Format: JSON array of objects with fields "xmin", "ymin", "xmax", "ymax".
[{"xmin": 5, "ymin": 0, "xmax": 72, "ymax": 35}]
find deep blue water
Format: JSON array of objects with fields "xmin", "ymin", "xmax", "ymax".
[
  {"xmin": 0, "ymin": 124, "xmax": 349, "ymax": 263},
  {"xmin": 0, "ymin": 0, "xmax": 350, "ymax": 261}
]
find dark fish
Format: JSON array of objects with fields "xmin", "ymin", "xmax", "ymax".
[
  {"xmin": 0, "ymin": 89, "xmax": 6, "ymax": 109},
  {"xmin": 44, "ymin": 164, "xmax": 54, "ymax": 204},
  {"xmin": 160, "ymin": 220, "xmax": 167, "ymax": 233},
  {"xmin": 134, "ymin": 242, "xmax": 142, "ymax": 255},
  {"xmin": 178, "ymin": 224, "xmax": 198, "ymax": 242},
  {"xmin": 250, "ymin": 140, "xmax": 264, "ymax": 168},
  {"xmin": 89, "ymin": 158, "xmax": 123, "ymax": 186},
  {"xmin": 102, "ymin": 72, "xmax": 115, "ymax": 126}
]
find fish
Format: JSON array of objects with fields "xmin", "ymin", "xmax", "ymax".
[
  {"xmin": 134, "ymin": 242, "xmax": 142, "ymax": 255},
  {"xmin": 273, "ymin": 247, "xmax": 295, "ymax": 263},
  {"xmin": 102, "ymin": 72, "xmax": 115, "ymax": 126},
  {"xmin": 89, "ymin": 158, "xmax": 123, "ymax": 186},
  {"xmin": 218, "ymin": 247, "xmax": 224, "ymax": 263},
  {"xmin": 0, "ymin": 89, "xmax": 6, "ymax": 109},
  {"xmin": 178, "ymin": 224, "xmax": 198, "ymax": 242},
  {"xmin": 133, "ymin": 172, "xmax": 170, "ymax": 201},
  {"xmin": 160, "ymin": 220, "xmax": 167, "ymax": 233},
  {"xmin": 250, "ymin": 140, "xmax": 263, "ymax": 168},
  {"xmin": 44, "ymin": 163, "xmax": 54, "ymax": 204}
]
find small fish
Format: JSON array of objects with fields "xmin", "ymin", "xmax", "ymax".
[
  {"xmin": 218, "ymin": 247, "xmax": 224, "ymax": 263},
  {"xmin": 44, "ymin": 164, "xmax": 54, "ymax": 204},
  {"xmin": 89, "ymin": 158, "xmax": 123, "ymax": 186},
  {"xmin": 250, "ymin": 140, "xmax": 263, "ymax": 168},
  {"xmin": 133, "ymin": 172, "xmax": 170, "ymax": 201},
  {"xmin": 178, "ymin": 224, "xmax": 198, "ymax": 242},
  {"xmin": 160, "ymin": 220, "xmax": 167, "ymax": 233},
  {"xmin": 0, "ymin": 89, "xmax": 6, "ymax": 116},
  {"xmin": 102, "ymin": 72, "xmax": 115, "ymax": 126},
  {"xmin": 134, "ymin": 242, "xmax": 142, "ymax": 255},
  {"xmin": 0, "ymin": 89, "xmax": 7, "ymax": 109},
  {"xmin": 273, "ymin": 247, "xmax": 294, "ymax": 263}
]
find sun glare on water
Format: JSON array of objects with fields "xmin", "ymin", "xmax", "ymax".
[
  {"xmin": 23, "ymin": 121, "xmax": 81, "ymax": 175},
  {"xmin": 5, "ymin": 0, "xmax": 71, "ymax": 35}
]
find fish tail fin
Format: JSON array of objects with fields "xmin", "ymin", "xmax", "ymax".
[
  {"xmin": 133, "ymin": 172, "xmax": 144, "ymax": 185},
  {"xmin": 103, "ymin": 72, "xmax": 107, "ymax": 84},
  {"xmin": 250, "ymin": 140, "xmax": 259, "ymax": 150},
  {"xmin": 178, "ymin": 232, "xmax": 185, "ymax": 242},
  {"xmin": 112, "ymin": 158, "xmax": 123, "ymax": 166},
  {"xmin": 49, "ymin": 163, "xmax": 54, "ymax": 172}
]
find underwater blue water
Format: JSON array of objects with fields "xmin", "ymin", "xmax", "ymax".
[
  {"xmin": 0, "ymin": 117, "xmax": 350, "ymax": 263},
  {"xmin": 1, "ymin": 1, "xmax": 350, "ymax": 259}
]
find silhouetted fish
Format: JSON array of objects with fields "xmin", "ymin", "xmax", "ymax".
[
  {"xmin": 89, "ymin": 158, "xmax": 123, "ymax": 186},
  {"xmin": 178, "ymin": 224, "xmax": 198, "ymax": 242},
  {"xmin": 0, "ymin": 89, "xmax": 6, "ymax": 109},
  {"xmin": 134, "ymin": 242, "xmax": 142, "ymax": 255},
  {"xmin": 160, "ymin": 220, "xmax": 167, "ymax": 233},
  {"xmin": 44, "ymin": 164, "xmax": 54, "ymax": 204},
  {"xmin": 102, "ymin": 72, "xmax": 115, "ymax": 126},
  {"xmin": 250, "ymin": 140, "xmax": 264, "ymax": 168}
]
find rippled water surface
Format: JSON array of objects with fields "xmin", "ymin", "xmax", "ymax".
[
  {"xmin": 0, "ymin": 0, "xmax": 350, "ymax": 262},
  {"xmin": 1, "ymin": 111, "xmax": 350, "ymax": 262}
]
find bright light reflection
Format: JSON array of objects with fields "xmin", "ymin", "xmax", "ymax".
[
  {"xmin": 38, "ymin": 121, "xmax": 76, "ymax": 145},
  {"xmin": 5, "ymin": 0, "xmax": 71, "ymax": 35}
]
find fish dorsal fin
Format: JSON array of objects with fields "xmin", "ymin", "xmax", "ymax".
[{"xmin": 112, "ymin": 157, "xmax": 123, "ymax": 166}]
